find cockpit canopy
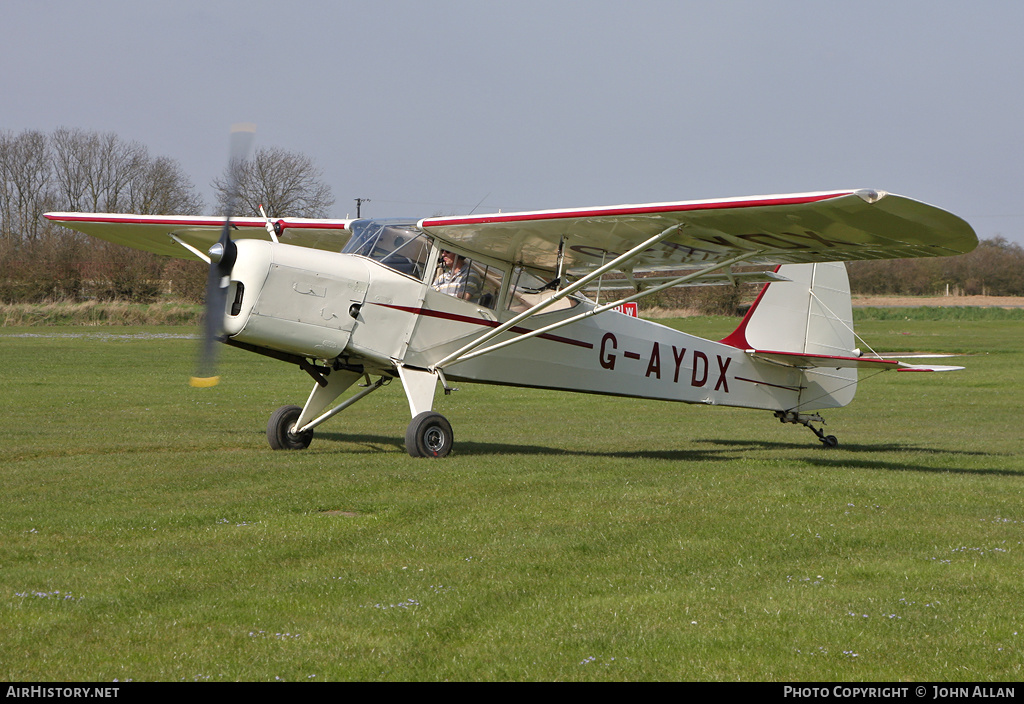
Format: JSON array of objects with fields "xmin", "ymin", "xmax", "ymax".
[
  {"xmin": 342, "ymin": 218, "xmax": 577, "ymax": 313},
  {"xmin": 343, "ymin": 219, "xmax": 434, "ymax": 280}
]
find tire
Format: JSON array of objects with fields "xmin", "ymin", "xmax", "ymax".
[
  {"xmin": 267, "ymin": 405, "xmax": 313, "ymax": 450},
  {"xmin": 405, "ymin": 412, "xmax": 453, "ymax": 458},
  {"xmin": 821, "ymin": 434, "xmax": 839, "ymax": 448}
]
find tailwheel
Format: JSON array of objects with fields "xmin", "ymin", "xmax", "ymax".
[
  {"xmin": 405, "ymin": 411, "xmax": 453, "ymax": 458},
  {"xmin": 774, "ymin": 410, "xmax": 839, "ymax": 448},
  {"xmin": 267, "ymin": 405, "xmax": 313, "ymax": 450}
]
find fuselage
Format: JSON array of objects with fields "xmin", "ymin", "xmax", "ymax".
[{"xmin": 220, "ymin": 220, "xmax": 853, "ymax": 413}]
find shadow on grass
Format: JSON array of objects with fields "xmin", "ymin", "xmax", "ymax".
[
  {"xmin": 314, "ymin": 432, "xmax": 1020, "ymax": 474},
  {"xmin": 803, "ymin": 454, "xmax": 1024, "ymax": 478},
  {"xmin": 315, "ymin": 431, "xmax": 718, "ymax": 461},
  {"xmin": 316, "ymin": 430, "xmax": 775, "ymax": 461},
  {"xmin": 704, "ymin": 438, "xmax": 993, "ymax": 456},
  {"xmin": 705, "ymin": 438, "xmax": 1023, "ymax": 477}
]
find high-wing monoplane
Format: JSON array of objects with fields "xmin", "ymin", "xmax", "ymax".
[{"xmin": 47, "ymin": 136, "xmax": 977, "ymax": 456}]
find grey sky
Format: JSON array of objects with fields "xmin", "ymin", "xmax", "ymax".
[{"xmin": 5, "ymin": 1, "xmax": 1023, "ymax": 244}]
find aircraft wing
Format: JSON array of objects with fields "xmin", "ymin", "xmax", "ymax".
[
  {"xmin": 44, "ymin": 213, "xmax": 354, "ymax": 259},
  {"xmin": 418, "ymin": 189, "xmax": 977, "ymax": 274}
]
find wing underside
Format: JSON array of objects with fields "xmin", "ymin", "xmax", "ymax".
[{"xmin": 420, "ymin": 189, "xmax": 977, "ymax": 275}]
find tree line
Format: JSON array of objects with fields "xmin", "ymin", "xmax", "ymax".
[
  {"xmin": 2, "ymin": 127, "xmax": 1021, "ymax": 306},
  {"xmin": 846, "ymin": 236, "xmax": 1024, "ymax": 296},
  {"xmin": 1, "ymin": 128, "xmax": 333, "ymax": 303}
]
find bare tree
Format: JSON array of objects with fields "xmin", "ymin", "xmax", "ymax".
[
  {"xmin": 212, "ymin": 146, "xmax": 335, "ymax": 218},
  {"xmin": 127, "ymin": 156, "xmax": 204, "ymax": 215},
  {"xmin": 52, "ymin": 128, "xmax": 206, "ymax": 214},
  {"xmin": 0, "ymin": 129, "xmax": 56, "ymax": 241},
  {"xmin": 51, "ymin": 128, "xmax": 151, "ymax": 213}
]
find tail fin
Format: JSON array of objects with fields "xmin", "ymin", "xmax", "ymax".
[
  {"xmin": 722, "ymin": 262, "xmax": 854, "ymax": 356},
  {"xmin": 721, "ymin": 262, "xmax": 858, "ymax": 409}
]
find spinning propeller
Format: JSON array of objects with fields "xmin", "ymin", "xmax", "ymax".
[{"xmin": 189, "ymin": 123, "xmax": 256, "ymax": 388}]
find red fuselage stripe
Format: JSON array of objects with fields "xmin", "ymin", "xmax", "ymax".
[{"xmin": 372, "ymin": 303, "xmax": 594, "ymax": 349}]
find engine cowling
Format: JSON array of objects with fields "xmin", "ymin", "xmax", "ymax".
[{"xmin": 223, "ymin": 240, "xmax": 371, "ymax": 359}]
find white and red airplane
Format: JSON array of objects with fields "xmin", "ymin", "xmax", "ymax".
[{"xmin": 47, "ymin": 133, "xmax": 977, "ymax": 457}]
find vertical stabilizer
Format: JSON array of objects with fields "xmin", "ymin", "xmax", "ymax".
[{"xmin": 721, "ymin": 262, "xmax": 858, "ymax": 409}]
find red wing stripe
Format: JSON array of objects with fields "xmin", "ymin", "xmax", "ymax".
[
  {"xmin": 45, "ymin": 214, "xmax": 347, "ymax": 230},
  {"xmin": 423, "ymin": 192, "xmax": 853, "ymax": 228}
]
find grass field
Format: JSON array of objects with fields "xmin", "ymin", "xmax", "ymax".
[{"xmin": 1, "ymin": 315, "xmax": 1022, "ymax": 681}]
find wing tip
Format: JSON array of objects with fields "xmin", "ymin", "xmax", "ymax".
[{"xmin": 854, "ymin": 188, "xmax": 888, "ymax": 203}]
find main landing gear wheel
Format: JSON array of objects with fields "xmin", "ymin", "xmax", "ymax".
[
  {"xmin": 267, "ymin": 405, "xmax": 313, "ymax": 450},
  {"xmin": 405, "ymin": 411, "xmax": 453, "ymax": 458}
]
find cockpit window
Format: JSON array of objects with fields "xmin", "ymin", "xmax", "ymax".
[
  {"xmin": 431, "ymin": 252, "xmax": 504, "ymax": 309},
  {"xmin": 343, "ymin": 219, "xmax": 433, "ymax": 280},
  {"xmin": 506, "ymin": 266, "xmax": 579, "ymax": 314}
]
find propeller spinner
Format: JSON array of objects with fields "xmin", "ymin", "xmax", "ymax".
[{"xmin": 190, "ymin": 123, "xmax": 256, "ymax": 388}]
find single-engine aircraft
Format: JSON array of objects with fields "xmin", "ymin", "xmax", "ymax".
[{"xmin": 46, "ymin": 131, "xmax": 977, "ymax": 457}]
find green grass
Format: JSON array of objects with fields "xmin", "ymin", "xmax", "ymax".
[{"xmin": 1, "ymin": 318, "xmax": 1022, "ymax": 681}]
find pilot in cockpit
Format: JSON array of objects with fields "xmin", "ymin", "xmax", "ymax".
[{"xmin": 432, "ymin": 250, "xmax": 483, "ymax": 302}]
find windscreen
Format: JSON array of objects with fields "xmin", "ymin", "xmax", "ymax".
[{"xmin": 343, "ymin": 219, "xmax": 434, "ymax": 280}]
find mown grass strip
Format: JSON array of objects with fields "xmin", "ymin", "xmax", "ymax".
[{"xmin": 855, "ymin": 306, "xmax": 1024, "ymax": 321}]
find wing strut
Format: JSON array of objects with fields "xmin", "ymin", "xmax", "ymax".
[
  {"xmin": 435, "ymin": 251, "xmax": 758, "ymax": 369},
  {"xmin": 430, "ymin": 223, "xmax": 689, "ymax": 371},
  {"xmin": 169, "ymin": 234, "xmax": 212, "ymax": 264}
]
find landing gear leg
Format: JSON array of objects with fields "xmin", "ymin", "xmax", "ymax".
[
  {"xmin": 266, "ymin": 372, "xmax": 389, "ymax": 451},
  {"xmin": 395, "ymin": 364, "xmax": 452, "ymax": 458},
  {"xmin": 775, "ymin": 411, "xmax": 838, "ymax": 448}
]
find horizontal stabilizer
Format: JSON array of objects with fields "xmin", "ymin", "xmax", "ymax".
[
  {"xmin": 894, "ymin": 363, "xmax": 965, "ymax": 372},
  {"xmin": 750, "ymin": 349, "xmax": 963, "ymax": 372}
]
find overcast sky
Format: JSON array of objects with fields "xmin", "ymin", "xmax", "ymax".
[{"xmin": 5, "ymin": 1, "xmax": 1023, "ymax": 244}]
